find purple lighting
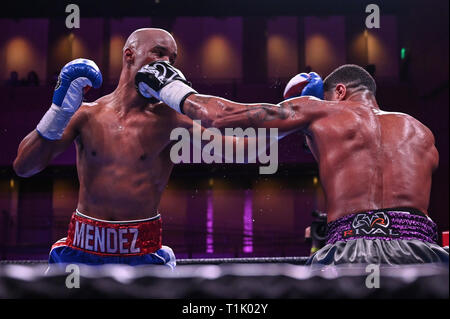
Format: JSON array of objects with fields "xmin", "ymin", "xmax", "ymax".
[
  {"xmin": 243, "ymin": 189, "xmax": 253, "ymax": 253},
  {"xmin": 206, "ymin": 189, "xmax": 214, "ymax": 253}
]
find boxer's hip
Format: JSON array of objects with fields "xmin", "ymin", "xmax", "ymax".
[
  {"xmin": 58, "ymin": 209, "xmax": 163, "ymax": 255},
  {"xmin": 48, "ymin": 210, "xmax": 175, "ymax": 269},
  {"xmin": 307, "ymin": 207, "xmax": 449, "ymax": 265}
]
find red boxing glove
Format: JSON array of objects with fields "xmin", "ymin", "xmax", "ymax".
[
  {"xmin": 283, "ymin": 73, "xmax": 310, "ymax": 100},
  {"xmin": 283, "ymin": 72, "xmax": 324, "ymax": 100}
]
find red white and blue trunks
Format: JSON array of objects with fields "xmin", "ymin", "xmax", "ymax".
[{"xmin": 48, "ymin": 210, "xmax": 176, "ymax": 270}]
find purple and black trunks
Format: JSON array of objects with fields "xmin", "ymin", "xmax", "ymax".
[
  {"xmin": 326, "ymin": 207, "xmax": 437, "ymax": 245},
  {"xmin": 307, "ymin": 208, "xmax": 448, "ymax": 265}
]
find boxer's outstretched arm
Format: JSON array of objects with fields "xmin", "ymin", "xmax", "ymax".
[
  {"xmin": 13, "ymin": 108, "xmax": 85, "ymax": 177},
  {"xmin": 135, "ymin": 61, "xmax": 329, "ymax": 130},
  {"xmin": 174, "ymin": 111, "xmax": 276, "ymax": 163},
  {"xmin": 182, "ymin": 94, "xmax": 331, "ymax": 132}
]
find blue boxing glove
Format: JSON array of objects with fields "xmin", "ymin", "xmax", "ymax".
[
  {"xmin": 37, "ymin": 58, "xmax": 102, "ymax": 140},
  {"xmin": 283, "ymin": 72, "xmax": 324, "ymax": 100}
]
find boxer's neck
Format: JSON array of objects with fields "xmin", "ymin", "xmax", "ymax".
[
  {"xmin": 346, "ymin": 90, "xmax": 379, "ymax": 109},
  {"xmin": 113, "ymin": 68, "xmax": 148, "ymax": 112}
]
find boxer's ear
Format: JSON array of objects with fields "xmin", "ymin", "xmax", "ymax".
[
  {"xmin": 335, "ymin": 84, "xmax": 347, "ymax": 101},
  {"xmin": 124, "ymin": 48, "xmax": 135, "ymax": 66}
]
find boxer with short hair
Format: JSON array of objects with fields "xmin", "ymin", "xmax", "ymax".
[
  {"xmin": 13, "ymin": 28, "xmax": 251, "ymax": 270},
  {"xmin": 136, "ymin": 62, "xmax": 449, "ymax": 265}
]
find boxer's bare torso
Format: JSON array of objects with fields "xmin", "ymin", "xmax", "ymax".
[
  {"xmin": 14, "ymin": 93, "xmax": 189, "ymax": 221},
  {"xmin": 13, "ymin": 28, "xmax": 200, "ymax": 221},
  {"xmin": 74, "ymin": 96, "xmax": 181, "ymax": 220}
]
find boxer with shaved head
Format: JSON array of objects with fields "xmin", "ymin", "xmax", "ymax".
[{"xmin": 13, "ymin": 28, "xmax": 251, "ymax": 270}]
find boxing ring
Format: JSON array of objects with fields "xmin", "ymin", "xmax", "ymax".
[{"xmin": 0, "ymin": 257, "xmax": 448, "ymax": 299}]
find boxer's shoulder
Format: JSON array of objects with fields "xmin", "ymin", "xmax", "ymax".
[
  {"xmin": 75, "ymin": 102, "xmax": 100, "ymax": 120},
  {"xmin": 146, "ymin": 101, "xmax": 187, "ymax": 126},
  {"xmin": 374, "ymin": 109, "xmax": 432, "ymax": 133},
  {"xmin": 80, "ymin": 95, "xmax": 109, "ymax": 114},
  {"xmin": 147, "ymin": 101, "xmax": 178, "ymax": 116},
  {"xmin": 71, "ymin": 95, "xmax": 109, "ymax": 129}
]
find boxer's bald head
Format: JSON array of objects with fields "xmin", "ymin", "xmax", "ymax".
[{"xmin": 123, "ymin": 28, "xmax": 177, "ymax": 69}]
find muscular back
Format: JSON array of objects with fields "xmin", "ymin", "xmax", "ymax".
[{"xmin": 307, "ymin": 103, "xmax": 439, "ymax": 222}]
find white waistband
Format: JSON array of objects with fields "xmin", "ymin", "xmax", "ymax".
[{"xmin": 75, "ymin": 209, "xmax": 160, "ymax": 224}]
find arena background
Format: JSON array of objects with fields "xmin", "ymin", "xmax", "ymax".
[{"xmin": 0, "ymin": 0, "xmax": 448, "ymax": 262}]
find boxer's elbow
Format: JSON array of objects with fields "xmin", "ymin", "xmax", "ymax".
[
  {"xmin": 13, "ymin": 158, "xmax": 30, "ymax": 177},
  {"xmin": 15, "ymin": 170, "xmax": 34, "ymax": 178},
  {"xmin": 13, "ymin": 156, "xmax": 41, "ymax": 178}
]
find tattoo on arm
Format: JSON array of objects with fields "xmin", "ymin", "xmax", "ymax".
[
  {"xmin": 245, "ymin": 102, "xmax": 296, "ymax": 124},
  {"xmin": 183, "ymin": 95, "xmax": 300, "ymax": 127}
]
